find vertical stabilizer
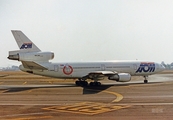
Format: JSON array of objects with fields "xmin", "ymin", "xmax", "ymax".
[{"xmin": 11, "ymin": 30, "xmax": 41, "ymax": 52}]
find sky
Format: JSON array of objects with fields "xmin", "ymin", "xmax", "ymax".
[{"xmin": 1, "ymin": 0, "xmax": 173, "ymax": 67}]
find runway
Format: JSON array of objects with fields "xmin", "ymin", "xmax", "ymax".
[{"xmin": 0, "ymin": 71, "xmax": 173, "ymax": 120}]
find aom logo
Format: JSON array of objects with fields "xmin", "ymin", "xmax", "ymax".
[
  {"xmin": 20, "ymin": 43, "xmax": 32, "ymax": 49},
  {"xmin": 136, "ymin": 62, "xmax": 155, "ymax": 73}
]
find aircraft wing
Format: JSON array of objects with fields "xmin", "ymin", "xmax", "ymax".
[
  {"xmin": 87, "ymin": 71, "xmax": 117, "ymax": 80},
  {"xmin": 21, "ymin": 61, "xmax": 48, "ymax": 70}
]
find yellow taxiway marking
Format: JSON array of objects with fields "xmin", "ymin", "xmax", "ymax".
[
  {"xmin": 22, "ymin": 82, "xmax": 27, "ymax": 85},
  {"xmin": 49, "ymin": 81, "xmax": 53, "ymax": 84},
  {"xmin": 86, "ymin": 89, "xmax": 123, "ymax": 103},
  {"xmin": 0, "ymin": 82, "xmax": 4, "ymax": 84},
  {"xmin": 42, "ymin": 88, "xmax": 127, "ymax": 115},
  {"xmin": 27, "ymin": 90, "xmax": 32, "ymax": 93},
  {"xmin": 102, "ymin": 90, "xmax": 123, "ymax": 102},
  {"xmin": 0, "ymin": 74, "xmax": 9, "ymax": 77},
  {"xmin": 0, "ymin": 90, "xmax": 9, "ymax": 93},
  {"xmin": 8, "ymin": 116, "xmax": 52, "ymax": 120},
  {"xmin": 42, "ymin": 89, "xmax": 126, "ymax": 115},
  {"xmin": 43, "ymin": 102, "xmax": 130, "ymax": 115}
]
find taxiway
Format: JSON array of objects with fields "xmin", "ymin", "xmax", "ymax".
[{"xmin": 0, "ymin": 71, "xmax": 172, "ymax": 120}]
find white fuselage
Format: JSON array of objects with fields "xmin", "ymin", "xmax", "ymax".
[
  {"xmin": 8, "ymin": 30, "xmax": 166, "ymax": 85},
  {"xmin": 19, "ymin": 60, "xmax": 164, "ymax": 80}
]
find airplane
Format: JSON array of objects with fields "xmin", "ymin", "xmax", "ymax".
[{"xmin": 8, "ymin": 30, "xmax": 165, "ymax": 86}]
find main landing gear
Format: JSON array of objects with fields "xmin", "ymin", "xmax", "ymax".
[
  {"xmin": 144, "ymin": 76, "xmax": 148, "ymax": 83},
  {"xmin": 75, "ymin": 79, "xmax": 101, "ymax": 86},
  {"xmin": 75, "ymin": 80, "xmax": 88, "ymax": 86},
  {"xmin": 89, "ymin": 81, "xmax": 101, "ymax": 86}
]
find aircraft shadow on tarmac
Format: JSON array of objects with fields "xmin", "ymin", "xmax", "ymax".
[
  {"xmin": 2, "ymin": 85, "xmax": 113, "ymax": 94},
  {"xmin": 82, "ymin": 81, "xmax": 163, "ymax": 94},
  {"xmin": 1, "ymin": 81, "xmax": 162, "ymax": 94},
  {"xmin": 82, "ymin": 85, "xmax": 113, "ymax": 94},
  {"xmin": 3, "ymin": 87, "xmax": 34, "ymax": 93}
]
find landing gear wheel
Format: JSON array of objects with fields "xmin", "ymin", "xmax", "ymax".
[
  {"xmin": 75, "ymin": 81, "xmax": 80, "ymax": 86},
  {"xmin": 143, "ymin": 76, "xmax": 148, "ymax": 84},
  {"xmin": 144, "ymin": 79, "xmax": 148, "ymax": 83},
  {"xmin": 81, "ymin": 81, "xmax": 88, "ymax": 86},
  {"xmin": 89, "ymin": 82, "xmax": 101, "ymax": 86},
  {"xmin": 75, "ymin": 80, "xmax": 88, "ymax": 86},
  {"xmin": 97, "ymin": 82, "xmax": 101, "ymax": 86},
  {"xmin": 89, "ymin": 82, "xmax": 94, "ymax": 86}
]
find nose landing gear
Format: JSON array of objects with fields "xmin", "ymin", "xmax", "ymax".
[{"xmin": 144, "ymin": 76, "xmax": 148, "ymax": 83}]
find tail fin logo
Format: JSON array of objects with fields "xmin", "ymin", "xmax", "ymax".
[{"xmin": 20, "ymin": 43, "xmax": 32, "ymax": 49}]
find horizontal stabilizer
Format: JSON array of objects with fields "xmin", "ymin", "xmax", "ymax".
[{"xmin": 22, "ymin": 61, "xmax": 48, "ymax": 70}]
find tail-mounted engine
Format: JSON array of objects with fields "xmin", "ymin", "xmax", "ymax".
[{"xmin": 8, "ymin": 51, "xmax": 54, "ymax": 62}]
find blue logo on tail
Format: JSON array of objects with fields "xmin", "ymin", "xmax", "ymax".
[
  {"xmin": 20, "ymin": 43, "xmax": 32, "ymax": 49},
  {"xmin": 136, "ymin": 62, "xmax": 155, "ymax": 73}
]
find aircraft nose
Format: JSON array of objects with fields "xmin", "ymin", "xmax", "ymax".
[{"xmin": 157, "ymin": 63, "xmax": 165, "ymax": 72}]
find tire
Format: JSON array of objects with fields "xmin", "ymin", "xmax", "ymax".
[{"xmin": 144, "ymin": 80, "xmax": 148, "ymax": 83}]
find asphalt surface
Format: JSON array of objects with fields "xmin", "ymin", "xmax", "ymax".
[{"xmin": 0, "ymin": 72, "xmax": 173, "ymax": 120}]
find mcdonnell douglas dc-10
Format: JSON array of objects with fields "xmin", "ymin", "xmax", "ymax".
[{"xmin": 8, "ymin": 30, "xmax": 165, "ymax": 86}]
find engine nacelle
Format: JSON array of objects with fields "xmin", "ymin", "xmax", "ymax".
[
  {"xmin": 8, "ymin": 51, "xmax": 54, "ymax": 61},
  {"xmin": 108, "ymin": 73, "xmax": 131, "ymax": 82}
]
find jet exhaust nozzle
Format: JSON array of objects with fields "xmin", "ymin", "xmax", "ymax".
[{"xmin": 7, "ymin": 54, "xmax": 19, "ymax": 60}]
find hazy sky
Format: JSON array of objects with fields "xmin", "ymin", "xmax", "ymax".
[{"xmin": 1, "ymin": 0, "xmax": 173, "ymax": 67}]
